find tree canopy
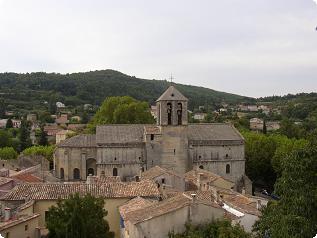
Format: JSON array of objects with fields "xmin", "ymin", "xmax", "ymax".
[
  {"xmin": 87, "ymin": 96, "xmax": 155, "ymax": 132},
  {"xmin": 22, "ymin": 145, "xmax": 55, "ymax": 161},
  {"xmin": 46, "ymin": 193, "xmax": 114, "ymax": 238},
  {"xmin": 0, "ymin": 147, "xmax": 18, "ymax": 160},
  {"xmin": 253, "ymin": 146, "xmax": 317, "ymax": 238},
  {"xmin": 169, "ymin": 220, "xmax": 251, "ymax": 238}
]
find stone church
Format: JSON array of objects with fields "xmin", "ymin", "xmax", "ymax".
[{"xmin": 54, "ymin": 86, "xmax": 246, "ymax": 185}]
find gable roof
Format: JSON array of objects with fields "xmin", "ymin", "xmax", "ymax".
[
  {"xmin": 96, "ymin": 125, "xmax": 145, "ymax": 146},
  {"xmin": 1, "ymin": 180, "xmax": 160, "ymax": 201},
  {"xmin": 119, "ymin": 197, "xmax": 157, "ymax": 220},
  {"xmin": 184, "ymin": 168, "xmax": 235, "ymax": 185},
  {"xmin": 157, "ymin": 86, "xmax": 188, "ymax": 101},
  {"xmin": 142, "ymin": 166, "xmax": 183, "ymax": 180},
  {"xmin": 123, "ymin": 192, "xmax": 220, "ymax": 224}
]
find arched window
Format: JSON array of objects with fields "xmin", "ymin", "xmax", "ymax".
[
  {"xmin": 113, "ymin": 167, "xmax": 118, "ymax": 176},
  {"xmin": 199, "ymin": 165, "xmax": 204, "ymax": 169},
  {"xmin": 167, "ymin": 102, "xmax": 172, "ymax": 125},
  {"xmin": 87, "ymin": 168, "xmax": 94, "ymax": 176},
  {"xmin": 60, "ymin": 168, "xmax": 64, "ymax": 180},
  {"xmin": 226, "ymin": 164, "xmax": 230, "ymax": 174},
  {"xmin": 177, "ymin": 103, "xmax": 182, "ymax": 125},
  {"xmin": 73, "ymin": 168, "xmax": 80, "ymax": 180}
]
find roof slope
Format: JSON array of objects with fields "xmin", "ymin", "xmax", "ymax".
[
  {"xmin": 188, "ymin": 124, "xmax": 244, "ymax": 142},
  {"xmin": 1, "ymin": 180, "xmax": 160, "ymax": 201},
  {"xmin": 58, "ymin": 134, "xmax": 96, "ymax": 148},
  {"xmin": 142, "ymin": 166, "xmax": 183, "ymax": 180},
  {"xmin": 96, "ymin": 125, "xmax": 145, "ymax": 145},
  {"xmin": 157, "ymin": 86, "xmax": 188, "ymax": 101}
]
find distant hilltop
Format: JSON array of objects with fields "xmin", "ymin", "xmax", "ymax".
[{"xmin": 0, "ymin": 70, "xmax": 253, "ymax": 112}]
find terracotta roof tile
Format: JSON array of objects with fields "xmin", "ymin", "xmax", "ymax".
[
  {"xmin": 1, "ymin": 180, "xmax": 160, "ymax": 201},
  {"xmin": 119, "ymin": 197, "xmax": 157, "ymax": 220},
  {"xmin": 142, "ymin": 166, "xmax": 183, "ymax": 180},
  {"xmin": 0, "ymin": 214, "xmax": 40, "ymax": 231},
  {"xmin": 11, "ymin": 173, "xmax": 42, "ymax": 183}
]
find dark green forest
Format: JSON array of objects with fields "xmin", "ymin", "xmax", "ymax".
[{"xmin": 0, "ymin": 70, "xmax": 251, "ymax": 113}]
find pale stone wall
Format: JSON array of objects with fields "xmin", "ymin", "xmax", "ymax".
[
  {"xmin": 128, "ymin": 203, "xmax": 224, "ymax": 238},
  {"xmin": 96, "ymin": 147, "xmax": 146, "ymax": 180},
  {"xmin": 159, "ymin": 126, "xmax": 188, "ymax": 174},
  {"xmin": 190, "ymin": 144, "xmax": 245, "ymax": 183},
  {"xmin": 0, "ymin": 216, "xmax": 39, "ymax": 238},
  {"xmin": 54, "ymin": 147, "xmax": 97, "ymax": 180}
]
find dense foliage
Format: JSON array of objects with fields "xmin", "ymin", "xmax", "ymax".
[
  {"xmin": 168, "ymin": 220, "xmax": 251, "ymax": 238},
  {"xmin": 0, "ymin": 147, "xmax": 18, "ymax": 160},
  {"xmin": 0, "ymin": 70, "xmax": 250, "ymax": 115},
  {"xmin": 254, "ymin": 146, "xmax": 317, "ymax": 237},
  {"xmin": 242, "ymin": 131, "xmax": 309, "ymax": 191},
  {"xmin": 46, "ymin": 193, "xmax": 114, "ymax": 238},
  {"xmin": 22, "ymin": 145, "xmax": 55, "ymax": 161},
  {"xmin": 87, "ymin": 96, "xmax": 155, "ymax": 132}
]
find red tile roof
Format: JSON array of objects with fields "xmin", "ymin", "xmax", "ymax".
[{"xmin": 1, "ymin": 179, "xmax": 160, "ymax": 201}]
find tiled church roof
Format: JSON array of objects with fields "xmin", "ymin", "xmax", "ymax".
[
  {"xmin": 1, "ymin": 180, "xmax": 160, "ymax": 201},
  {"xmin": 58, "ymin": 134, "xmax": 96, "ymax": 148},
  {"xmin": 188, "ymin": 124, "xmax": 244, "ymax": 142},
  {"xmin": 96, "ymin": 125, "xmax": 145, "ymax": 145}
]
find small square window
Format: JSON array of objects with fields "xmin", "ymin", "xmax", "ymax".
[{"xmin": 25, "ymin": 224, "xmax": 28, "ymax": 231}]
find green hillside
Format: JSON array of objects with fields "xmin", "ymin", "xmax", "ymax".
[{"xmin": 0, "ymin": 70, "xmax": 252, "ymax": 113}]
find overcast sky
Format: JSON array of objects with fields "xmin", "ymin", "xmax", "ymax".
[{"xmin": 0, "ymin": 0, "xmax": 317, "ymax": 97}]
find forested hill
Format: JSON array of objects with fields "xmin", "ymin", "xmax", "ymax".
[{"xmin": 0, "ymin": 70, "xmax": 252, "ymax": 112}]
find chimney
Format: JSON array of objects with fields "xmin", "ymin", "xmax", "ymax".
[
  {"xmin": 256, "ymin": 199, "xmax": 262, "ymax": 210},
  {"xmin": 190, "ymin": 193, "xmax": 197, "ymax": 204},
  {"xmin": 4, "ymin": 208, "xmax": 11, "ymax": 222},
  {"xmin": 86, "ymin": 174, "xmax": 94, "ymax": 184}
]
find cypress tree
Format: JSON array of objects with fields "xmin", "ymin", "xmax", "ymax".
[
  {"xmin": 6, "ymin": 118, "xmax": 13, "ymax": 128},
  {"xmin": 19, "ymin": 119, "xmax": 31, "ymax": 151},
  {"xmin": 38, "ymin": 126, "xmax": 48, "ymax": 146}
]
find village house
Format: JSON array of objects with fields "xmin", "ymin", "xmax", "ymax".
[
  {"xmin": 193, "ymin": 112, "xmax": 207, "ymax": 121},
  {"xmin": 249, "ymin": 118, "xmax": 264, "ymax": 131},
  {"xmin": 55, "ymin": 130, "xmax": 74, "ymax": 144},
  {"xmin": 0, "ymin": 180, "xmax": 160, "ymax": 238},
  {"xmin": 266, "ymin": 121, "xmax": 281, "ymax": 131},
  {"xmin": 119, "ymin": 192, "xmax": 224, "ymax": 238}
]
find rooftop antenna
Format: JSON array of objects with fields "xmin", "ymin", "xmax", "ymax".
[{"xmin": 169, "ymin": 74, "xmax": 174, "ymax": 85}]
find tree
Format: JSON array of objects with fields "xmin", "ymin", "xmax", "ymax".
[
  {"xmin": 254, "ymin": 146, "xmax": 317, "ymax": 238},
  {"xmin": 81, "ymin": 111, "xmax": 89, "ymax": 124},
  {"xmin": 0, "ymin": 130, "xmax": 12, "ymax": 148},
  {"xmin": 169, "ymin": 220, "xmax": 251, "ymax": 238},
  {"xmin": 242, "ymin": 132, "xmax": 277, "ymax": 190},
  {"xmin": 263, "ymin": 120, "xmax": 267, "ymax": 134},
  {"xmin": 87, "ymin": 96, "xmax": 155, "ymax": 132},
  {"xmin": 0, "ymin": 147, "xmax": 18, "ymax": 160},
  {"xmin": 0, "ymin": 98, "xmax": 5, "ymax": 118},
  {"xmin": 23, "ymin": 145, "xmax": 55, "ymax": 161},
  {"xmin": 46, "ymin": 193, "xmax": 114, "ymax": 238},
  {"xmin": 19, "ymin": 119, "xmax": 31, "ymax": 151},
  {"xmin": 5, "ymin": 118, "xmax": 13, "ymax": 129},
  {"xmin": 38, "ymin": 126, "xmax": 48, "ymax": 146}
]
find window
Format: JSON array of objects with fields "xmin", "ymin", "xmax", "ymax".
[
  {"xmin": 60, "ymin": 168, "xmax": 64, "ymax": 180},
  {"xmin": 161, "ymin": 178, "xmax": 165, "ymax": 184},
  {"xmin": 177, "ymin": 103, "xmax": 182, "ymax": 125},
  {"xmin": 199, "ymin": 165, "xmax": 204, "ymax": 169},
  {"xmin": 226, "ymin": 164, "xmax": 230, "ymax": 174},
  {"xmin": 150, "ymin": 134, "xmax": 154, "ymax": 140},
  {"xmin": 167, "ymin": 102, "xmax": 172, "ymax": 125},
  {"xmin": 225, "ymin": 154, "xmax": 229, "ymax": 158},
  {"xmin": 73, "ymin": 168, "xmax": 80, "ymax": 180},
  {"xmin": 5, "ymin": 232, "xmax": 9, "ymax": 238},
  {"xmin": 49, "ymin": 161, "xmax": 54, "ymax": 170},
  {"xmin": 45, "ymin": 211, "xmax": 49, "ymax": 222},
  {"xmin": 113, "ymin": 168, "xmax": 118, "ymax": 176},
  {"xmin": 87, "ymin": 168, "xmax": 94, "ymax": 176},
  {"xmin": 25, "ymin": 224, "xmax": 28, "ymax": 231},
  {"xmin": 114, "ymin": 157, "xmax": 117, "ymax": 161}
]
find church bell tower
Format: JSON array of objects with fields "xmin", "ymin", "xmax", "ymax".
[{"xmin": 156, "ymin": 86, "xmax": 188, "ymax": 126}]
